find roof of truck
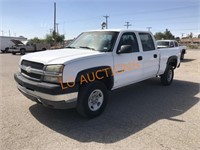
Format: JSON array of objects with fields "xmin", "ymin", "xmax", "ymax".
[{"xmin": 87, "ymin": 29, "xmax": 151, "ymax": 33}]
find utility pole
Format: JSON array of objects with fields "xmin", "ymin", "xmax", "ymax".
[
  {"xmin": 54, "ymin": 2, "xmax": 56, "ymax": 34},
  {"xmin": 124, "ymin": 22, "xmax": 132, "ymax": 29},
  {"xmin": 56, "ymin": 23, "xmax": 59, "ymax": 34},
  {"xmin": 8, "ymin": 30, "xmax": 11, "ymax": 36},
  {"xmin": 147, "ymin": 27, "xmax": 152, "ymax": 32},
  {"xmin": 53, "ymin": 2, "xmax": 57, "ymax": 46},
  {"xmin": 1, "ymin": 30, "xmax": 4, "ymax": 36},
  {"xmin": 14, "ymin": 33, "xmax": 16, "ymax": 37},
  {"xmin": 103, "ymin": 15, "xmax": 109, "ymax": 29}
]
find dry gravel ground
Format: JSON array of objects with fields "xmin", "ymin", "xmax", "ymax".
[{"xmin": 0, "ymin": 50, "xmax": 200, "ymax": 150}]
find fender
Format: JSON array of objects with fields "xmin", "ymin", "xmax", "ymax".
[
  {"xmin": 75, "ymin": 66, "xmax": 114, "ymax": 90},
  {"xmin": 166, "ymin": 56, "xmax": 178, "ymax": 70}
]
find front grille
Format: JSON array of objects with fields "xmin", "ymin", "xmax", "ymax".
[
  {"xmin": 21, "ymin": 60, "xmax": 44, "ymax": 80},
  {"xmin": 21, "ymin": 69, "xmax": 42, "ymax": 80},
  {"xmin": 21, "ymin": 60, "xmax": 44, "ymax": 70}
]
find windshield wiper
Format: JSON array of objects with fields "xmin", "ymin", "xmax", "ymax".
[
  {"xmin": 79, "ymin": 46, "xmax": 95, "ymax": 50},
  {"xmin": 66, "ymin": 46, "xmax": 75, "ymax": 49}
]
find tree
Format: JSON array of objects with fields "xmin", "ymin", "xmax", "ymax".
[
  {"xmin": 154, "ymin": 32, "xmax": 164, "ymax": 40},
  {"xmin": 56, "ymin": 34, "xmax": 65, "ymax": 43},
  {"xmin": 175, "ymin": 37, "xmax": 180, "ymax": 42},
  {"xmin": 154, "ymin": 29, "xmax": 175, "ymax": 40},
  {"xmin": 189, "ymin": 32, "xmax": 193, "ymax": 38},
  {"xmin": 198, "ymin": 34, "xmax": 200, "ymax": 38},
  {"xmin": 45, "ymin": 32, "xmax": 65, "ymax": 46},
  {"xmin": 29, "ymin": 37, "xmax": 44, "ymax": 43},
  {"xmin": 45, "ymin": 34, "xmax": 54, "ymax": 46},
  {"xmin": 164, "ymin": 29, "xmax": 175, "ymax": 39}
]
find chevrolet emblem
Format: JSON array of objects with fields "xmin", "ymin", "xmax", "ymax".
[{"xmin": 25, "ymin": 66, "xmax": 32, "ymax": 73}]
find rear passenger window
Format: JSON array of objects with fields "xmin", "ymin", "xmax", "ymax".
[{"xmin": 139, "ymin": 33, "xmax": 155, "ymax": 51}]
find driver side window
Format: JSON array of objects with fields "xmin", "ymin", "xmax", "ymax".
[{"xmin": 117, "ymin": 32, "xmax": 139, "ymax": 53}]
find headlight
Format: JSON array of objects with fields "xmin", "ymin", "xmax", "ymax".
[
  {"xmin": 45, "ymin": 65, "xmax": 64, "ymax": 73},
  {"xmin": 43, "ymin": 65, "xmax": 64, "ymax": 83}
]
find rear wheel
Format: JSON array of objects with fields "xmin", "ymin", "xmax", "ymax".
[
  {"xmin": 20, "ymin": 48, "xmax": 26, "ymax": 55},
  {"xmin": 181, "ymin": 52, "xmax": 184, "ymax": 60},
  {"xmin": 77, "ymin": 81, "xmax": 108, "ymax": 118},
  {"xmin": 12, "ymin": 52, "xmax": 16, "ymax": 55},
  {"xmin": 160, "ymin": 66, "xmax": 174, "ymax": 86}
]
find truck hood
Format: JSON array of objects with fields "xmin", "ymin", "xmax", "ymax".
[
  {"xmin": 21, "ymin": 48, "xmax": 105, "ymax": 65},
  {"xmin": 11, "ymin": 39, "xmax": 25, "ymax": 45}
]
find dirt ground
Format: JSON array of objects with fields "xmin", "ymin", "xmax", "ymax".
[{"xmin": 0, "ymin": 49, "xmax": 199, "ymax": 150}]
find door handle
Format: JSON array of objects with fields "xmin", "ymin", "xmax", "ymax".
[
  {"xmin": 138, "ymin": 56, "xmax": 143, "ymax": 61},
  {"xmin": 154, "ymin": 54, "xmax": 157, "ymax": 58},
  {"xmin": 116, "ymin": 70, "xmax": 125, "ymax": 73}
]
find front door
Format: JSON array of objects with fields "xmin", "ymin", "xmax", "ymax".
[{"xmin": 113, "ymin": 32, "xmax": 143, "ymax": 89}]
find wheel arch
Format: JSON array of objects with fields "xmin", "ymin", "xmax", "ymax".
[
  {"xmin": 166, "ymin": 56, "xmax": 178, "ymax": 69},
  {"xmin": 75, "ymin": 66, "xmax": 114, "ymax": 90},
  {"xmin": 182, "ymin": 49, "xmax": 186, "ymax": 54},
  {"xmin": 20, "ymin": 48, "xmax": 26, "ymax": 51}
]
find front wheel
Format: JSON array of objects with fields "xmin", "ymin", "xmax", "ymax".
[
  {"xmin": 77, "ymin": 81, "xmax": 108, "ymax": 118},
  {"xmin": 160, "ymin": 66, "xmax": 174, "ymax": 86},
  {"xmin": 20, "ymin": 49, "xmax": 26, "ymax": 55},
  {"xmin": 5, "ymin": 48, "xmax": 9, "ymax": 53}
]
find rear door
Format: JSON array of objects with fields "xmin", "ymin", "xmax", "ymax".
[{"xmin": 138, "ymin": 32, "xmax": 159, "ymax": 79}]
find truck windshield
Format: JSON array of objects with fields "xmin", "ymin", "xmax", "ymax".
[
  {"xmin": 67, "ymin": 31, "xmax": 119, "ymax": 52},
  {"xmin": 157, "ymin": 41, "xmax": 170, "ymax": 47}
]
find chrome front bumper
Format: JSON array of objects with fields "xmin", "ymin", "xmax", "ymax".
[
  {"xmin": 17, "ymin": 83, "xmax": 78, "ymax": 109},
  {"xmin": 17, "ymin": 83, "xmax": 78, "ymax": 102}
]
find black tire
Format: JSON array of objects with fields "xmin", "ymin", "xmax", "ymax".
[
  {"xmin": 12, "ymin": 52, "xmax": 16, "ymax": 55},
  {"xmin": 160, "ymin": 66, "xmax": 174, "ymax": 86},
  {"xmin": 20, "ymin": 48, "xmax": 26, "ymax": 55},
  {"xmin": 5, "ymin": 48, "xmax": 9, "ymax": 53},
  {"xmin": 1, "ymin": 50, "xmax": 5, "ymax": 53},
  {"xmin": 77, "ymin": 81, "xmax": 108, "ymax": 118},
  {"xmin": 181, "ymin": 52, "xmax": 184, "ymax": 60},
  {"xmin": 42, "ymin": 48, "xmax": 46, "ymax": 50}
]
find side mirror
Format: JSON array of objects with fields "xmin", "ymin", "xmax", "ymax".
[{"xmin": 118, "ymin": 45, "xmax": 132, "ymax": 54}]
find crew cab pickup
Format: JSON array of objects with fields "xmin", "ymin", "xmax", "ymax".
[
  {"xmin": 156, "ymin": 40, "xmax": 187, "ymax": 60},
  {"xmin": 14, "ymin": 30, "xmax": 181, "ymax": 118}
]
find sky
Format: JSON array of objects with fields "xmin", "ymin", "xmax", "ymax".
[{"xmin": 0, "ymin": 0, "xmax": 199, "ymax": 39}]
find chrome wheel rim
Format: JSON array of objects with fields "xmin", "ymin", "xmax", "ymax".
[
  {"xmin": 88, "ymin": 89, "xmax": 104, "ymax": 111},
  {"xmin": 167, "ymin": 69, "xmax": 173, "ymax": 82}
]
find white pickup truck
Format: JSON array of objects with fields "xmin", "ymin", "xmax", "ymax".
[
  {"xmin": 156, "ymin": 40, "xmax": 187, "ymax": 60},
  {"xmin": 14, "ymin": 29, "xmax": 181, "ymax": 118},
  {"xmin": 10, "ymin": 40, "xmax": 50, "ymax": 55}
]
